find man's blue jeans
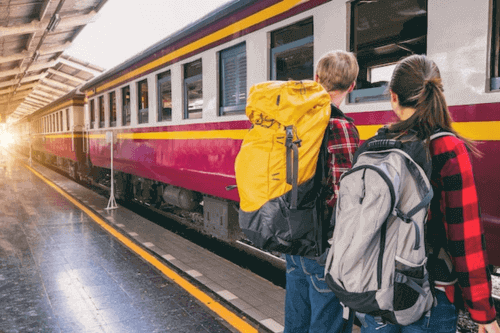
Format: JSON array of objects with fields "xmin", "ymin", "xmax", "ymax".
[
  {"xmin": 284, "ymin": 254, "xmax": 353, "ymax": 333},
  {"xmin": 357, "ymin": 290, "xmax": 458, "ymax": 333}
]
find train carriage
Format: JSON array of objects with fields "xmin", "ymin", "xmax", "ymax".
[
  {"xmin": 24, "ymin": 0, "xmax": 496, "ymax": 265},
  {"xmin": 24, "ymin": 90, "xmax": 86, "ymax": 179}
]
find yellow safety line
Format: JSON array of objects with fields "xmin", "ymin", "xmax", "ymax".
[{"xmin": 23, "ymin": 163, "xmax": 259, "ymax": 333}]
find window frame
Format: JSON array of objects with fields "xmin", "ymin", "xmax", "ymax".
[
  {"xmin": 98, "ymin": 96, "xmax": 105, "ymax": 128},
  {"xmin": 122, "ymin": 86, "xmax": 131, "ymax": 126},
  {"xmin": 90, "ymin": 99, "xmax": 96, "ymax": 129},
  {"xmin": 270, "ymin": 17, "xmax": 314, "ymax": 81},
  {"xmin": 66, "ymin": 109, "xmax": 70, "ymax": 131},
  {"xmin": 109, "ymin": 91, "xmax": 117, "ymax": 127},
  {"xmin": 490, "ymin": 0, "xmax": 500, "ymax": 90},
  {"xmin": 59, "ymin": 111, "xmax": 63, "ymax": 132},
  {"xmin": 183, "ymin": 59, "xmax": 203, "ymax": 119},
  {"xmin": 219, "ymin": 43, "xmax": 247, "ymax": 116},
  {"xmin": 157, "ymin": 71, "xmax": 172, "ymax": 122},
  {"xmin": 137, "ymin": 79, "xmax": 149, "ymax": 124},
  {"xmin": 348, "ymin": 0, "xmax": 428, "ymax": 103}
]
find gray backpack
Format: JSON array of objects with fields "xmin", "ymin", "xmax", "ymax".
[{"xmin": 324, "ymin": 129, "xmax": 453, "ymax": 326}]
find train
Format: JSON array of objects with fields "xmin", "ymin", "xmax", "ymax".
[{"xmin": 9, "ymin": 0, "xmax": 500, "ymax": 267}]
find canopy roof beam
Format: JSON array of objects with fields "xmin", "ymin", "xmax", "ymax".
[{"xmin": 0, "ymin": 11, "xmax": 97, "ymax": 38}]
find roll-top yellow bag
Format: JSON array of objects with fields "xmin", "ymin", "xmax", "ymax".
[{"xmin": 235, "ymin": 80, "xmax": 331, "ymax": 255}]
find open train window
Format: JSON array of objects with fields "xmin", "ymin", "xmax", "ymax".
[
  {"xmin": 271, "ymin": 17, "xmax": 313, "ymax": 81},
  {"xmin": 157, "ymin": 71, "xmax": 172, "ymax": 122},
  {"xmin": 491, "ymin": 0, "xmax": 500, "ymax": 90},
  {"xmin": 122, "ymin": 86, "xmax": 131, "ymax": 126},
  {"xmin": 219, "ymin": 43, "xmax": 246, "ymax": 116},
  {"xmin": 109, "ymin": 91, "xmax": 116, "ymax": 127},
  {"xmin": 349, "ymin": 0, "xmax": 427, "ymax": 103},
  {"xmin": 137, "ymin": 79, "xmax": 149, "ymax": 124},
  {"xmin": 98, "ymin": 96, "xmax": 105, "ymax": 128},
  {"xmin": 90, "ymin": 99, "xmax": 96, "ymax": 129}
]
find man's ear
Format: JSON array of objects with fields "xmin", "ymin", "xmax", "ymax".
[
  {"xmin": 347, "ymin": 81, "xmax": 356, "ymax": 93},
  {"xmin": 390, "ymin": 90, "xmax": 399, "ymax": 104}
]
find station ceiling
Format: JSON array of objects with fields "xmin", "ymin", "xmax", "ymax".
[{"xmin": 0, "ymin": 0, "xmax": 107, "ymax": 123}]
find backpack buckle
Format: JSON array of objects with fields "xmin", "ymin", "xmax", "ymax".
[{"xmin": 395, "ymin": 208, "xmax": 412, "ymax": 223}]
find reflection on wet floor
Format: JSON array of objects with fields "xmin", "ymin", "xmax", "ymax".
[{"xmin": 0, "ymin": 153, "xmax": 233, "ymax": 332}]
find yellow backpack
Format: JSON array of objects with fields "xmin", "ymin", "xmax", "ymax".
[{"xmin": 235, "ymin": 80, "xmax": 332, "ymax": 255}]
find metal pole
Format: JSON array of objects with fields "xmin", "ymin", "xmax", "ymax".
[{"xmin": 106, "ymin": 131, "xmax": 118, "ymax": 210}]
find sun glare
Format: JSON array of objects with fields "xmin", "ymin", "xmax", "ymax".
[{"xmin": 0, "ymin": 131, "xmax": 15, "ymax": 149}]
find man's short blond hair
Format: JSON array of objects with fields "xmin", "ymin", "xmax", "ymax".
[{"xmin": 315, "ymin": 51, "xmax": 359, "ymax": 92}]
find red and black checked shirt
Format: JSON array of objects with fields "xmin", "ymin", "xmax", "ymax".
[
  {"xmin": 428, "ymin": 135, "xmax": 497, "ymax": 324},
  {"xmin": 325, "ymin": 104, "xmax": 359, "ymax": 207}
]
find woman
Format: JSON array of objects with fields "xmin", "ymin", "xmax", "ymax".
[{"xmin": 359, "ymin": 55, "xmax": 499, "ymax": 333}]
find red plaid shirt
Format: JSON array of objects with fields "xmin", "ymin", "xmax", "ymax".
[
  {"xmin": 429, "ymin": 135, "xmax": 497, "ymax": 324},
  {"xmin": 326, "ymin": 104, "xmax": 359, "ymax": 207}
]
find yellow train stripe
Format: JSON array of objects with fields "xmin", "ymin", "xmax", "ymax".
[
  {"xmin": 23, "ymin": 163, "xmax": 259, "ymax": 333},
  {"xmin": 90, "ymin": 0, "xmax": 302, "ymax": 96},
  {"xmin": 356, "ymin": 121, "xmax": 500, "ymax": 141},
  {"xmin": 117, "ymin": 129, "xmax": 249, "ymax": 140},
  {"xmin": 83, "ymin": 121, "xmax": 499, "ymax": 142},
  {"xmin": 43, "ymin": 134, "xmax": 85, "ymax": 139},
  {"xmin": 452, "ymin": 121, "xmax": 500, "ymax": 141}
]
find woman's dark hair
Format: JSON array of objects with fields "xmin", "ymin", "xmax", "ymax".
[{"xmin": 388, "ymin": 55, "xmax": 480, "ymax": 156}]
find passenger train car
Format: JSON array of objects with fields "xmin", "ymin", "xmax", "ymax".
[
  {"xmin": 11, "ymin": 90, "xmax": 87, "ymax": 180},
  {"xmin": 12, "ymin": 0, "xmax": 500, "ymax": 266}
]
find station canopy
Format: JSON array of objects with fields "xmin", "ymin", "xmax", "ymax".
[{"xmin": 0, "ymin": 0, "xmax": 107, "ymax": 123}]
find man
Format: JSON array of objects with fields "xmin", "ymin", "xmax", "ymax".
[{"xmin": 284, "ymin": 50, "xmax": 360, "ymax": 333}]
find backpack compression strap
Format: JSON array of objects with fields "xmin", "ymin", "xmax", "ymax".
[{"xmin": 285, "ymin": 125, "xmax": 301, "ymax": 209}]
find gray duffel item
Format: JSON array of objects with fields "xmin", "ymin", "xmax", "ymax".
[{"xmin": 324, "ymin": 129, "xmax": 450, "ymax": 326}]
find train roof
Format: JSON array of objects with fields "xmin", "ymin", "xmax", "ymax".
[
  {"xmin": 25, "ymin": 89, "xmax": 85, "ymax": 121},
  {"xmin": 81, "ymin": 0, "xmax": 256, "ymax": 92}
]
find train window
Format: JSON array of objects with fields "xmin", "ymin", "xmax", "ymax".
[
  {"xmin": 137, "ymin": 79, "xmax": 149, "ymax": 124},
  {"xmin": 55, "ymin": 113, "xmax": 59, "ymax": 132},
  {"xmin": 122, "ymin": 86, "xmax": 131, "ymax": 126},
  {"xmin": 270, "ymin": 17, "xmax": 313, "ymax": 81},
  {"xmin": 157, "ymin": 71, "xmax": 172, "ymax": 122},
  {"xmin": 219, "ymin": 43, "xmax": 246, "ymax": 116},
  {"xmin": 66, "ymin": 109, "xmax": 70, "ymax": 131},
  {"xmin": 52, "ymin": 114, "xmax": 55, "ymax": 133},
  {"xmin": 109, "ymin": 91, "xmax": 117, "ymax": 127},
  {"xmin": 99, "ymin": 96, "xmax": 105, "ymax": 128},
  {"xmin": 491, "ymin": 0, "xmax": 500, "ymax": 90},
  {"xmin": 90, "ymin": 99, "xmax": 96, "ymax": 129},
  {"xmin": 184, "ymin": 59, "xmax": 203, "ymax": 119},
  {"xmin": 349, "ymin": 0, "xmax": 427, "ymax": 103},
  {"xmin": 59, "ymin": 111, "xmax": 63, "ymax": 132}
]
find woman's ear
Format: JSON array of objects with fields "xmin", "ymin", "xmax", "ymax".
[{"xmin": 314, "ymin": 74, "xmax": 319, "ymax": 83}]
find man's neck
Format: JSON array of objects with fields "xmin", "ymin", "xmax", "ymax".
[{"xmin": 329, "ymin": 90, "xmax": 349, "ymax": 108}]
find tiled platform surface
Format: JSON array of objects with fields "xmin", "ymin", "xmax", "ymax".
[{"xmin": 0, "ymin": 151, "xmax": 239, "ymax": 333}]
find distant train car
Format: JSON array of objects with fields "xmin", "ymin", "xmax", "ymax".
[
  {"xmin": 22, "ymin": 90, "xmax": 86, "ymax": 179},
  {"xmin": 15, "ymin": 0, "xmax": 499, "ymax": 265}
]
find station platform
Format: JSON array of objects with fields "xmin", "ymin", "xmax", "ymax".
[{"xmin": 0, "ymin": 149, "xmax": 286, "ymax": 333}]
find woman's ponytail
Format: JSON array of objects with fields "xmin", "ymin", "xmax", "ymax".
[{"xmin": 388, "ymin": 55, "xmax": 481, "ymax": 157}]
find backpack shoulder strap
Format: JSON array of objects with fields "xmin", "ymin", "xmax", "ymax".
[{"xmin": 429, "ymin": 131, "xmax": 456, "ymax": 141}]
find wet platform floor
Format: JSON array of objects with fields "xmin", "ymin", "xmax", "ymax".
[{"xmin": 0, "ymin": 150, "xmax": 236, "ymax": 332}]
